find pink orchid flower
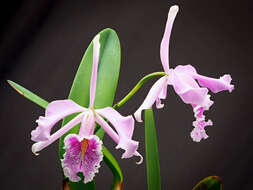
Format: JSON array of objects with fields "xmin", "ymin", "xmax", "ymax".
[
  {"xmin": 134, "ymin": 5, "xmax": 234, "ymax": 142},
  {"xmin": 31, "ymin": 35, "xmax": 142, "ymax": 183}
]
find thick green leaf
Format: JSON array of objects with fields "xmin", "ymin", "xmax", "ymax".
[
  {"xmin": 59, "ymin": 28, "xmax": 121, "ymax": 189},
  {"xmin": 192, "ymin": 176, "xmax": 222, "ymax": 190},
  {"xmin": 7, "ymin": 80, "xmax": 48, "ymax": 109},
  {"xmin": 144, "ymin": 109, "xmax": 161, "ymax": 190}
]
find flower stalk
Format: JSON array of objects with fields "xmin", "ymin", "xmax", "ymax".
[{"xmin": 113, "ymin": 72, "xmax": 166, "ymax": 109}]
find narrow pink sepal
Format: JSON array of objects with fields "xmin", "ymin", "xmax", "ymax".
[
  {"xmin": 95, "ymin": 113, "xmax": 142, "ymax": 163},
  {"xmin": 94, "ymin": 113, "xmax": 119, "ymax": 143},
  {"xmin": 89, "ymin": 35, "xmax": 100, "ymax": 107},
  {"xmin": 61, "ymin": 134, "xmax": 103, "ymax": 183},
  {"xmin": 174, "ymin": 65, "xmax": 234, "ymax": 93},
  {"xmin": 31, "ymin": 100, "xmax": 86, "ymax": 142},
  {"xmin": 96, "ymin": 107, "xmax": 135, "ymax": 139},
  {"xmin": 134, "ymin": 76, "xmax": 168, "ymax": 122},
  {"xmin": 160, "ymin": 5, "xmax": 179, "ymax": 73},
  {"xmin": 115, "ymin": 135, "xmax": 139, "ymax": 159},
  {"xmin": 32, "ymin": 112, "xmax": 84, "ymax": 155},
  {"xmin": 156, "ymin": 82, "xmax": 168, "ymax": 109},
  {"xmin": 194, "ymin": 74, "xmax": 234, "ymax": 93}
]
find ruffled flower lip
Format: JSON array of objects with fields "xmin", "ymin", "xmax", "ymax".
[{"xmin": 62, "ymin": 134, "xmax": 103, "ymax": 183}]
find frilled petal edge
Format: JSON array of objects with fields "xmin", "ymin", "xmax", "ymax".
[
  {"xmin": 96, "ymin": 107, "xmax": 134, "ymax": 139},
  {"xmin": 169, "ymin": 70, "xmax": 213, "ymax": 108},
  {"xmin": 190, "ymin": 105, "xmax": 213, "ymax": 142},
  {"xmin": 174, "ymin": 64, "xmax": 234, "ymax": 93},
  {"xmin": 194, "ymin": 74, "xmax": 234, "ymax": 93},
  {"xmin": 32, "ymin": 112, "xmax": 84, "ymax": 155},
  {"xmin": 61, "ymin": 134, "xmax": 103, "ymax": 183},
  {"xmin": 95, "ymin": 113, "xmax": 142, "ymax": 164}
]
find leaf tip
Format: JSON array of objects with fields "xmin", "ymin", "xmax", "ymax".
[
  {"xmin": 192, "ymin": 176, "xmax": 222, "ymax": 190},
  {"xmin": 212, "ymin": 176, "xmax": 222, "ymax": 183},
  {"xmin": 103, "ymin": 27, "xmax": 116, "ymax": 33},
  {"xmin": 7, "ymin": 80, "xmax": 12, "ymax": 86},
  {"xmin": 7, "ymin": 80, "xmax": 24, "ymax": 96},
  {"xmin": 112, "ymin": 181, "xmax": 123, "ymax": 190}
]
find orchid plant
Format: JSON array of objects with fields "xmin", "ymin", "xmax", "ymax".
[
  {"xmin": 31, "ymin": 35, "xmax": 142, "ymax": 184},
  {"xmin": 8, "ymin": 5, "xmax": 233, "ymax": 190}
]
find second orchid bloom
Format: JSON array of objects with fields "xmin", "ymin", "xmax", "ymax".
[
  {"xmin": 31, "ymin": 35, "xmax": 142, "ymax": 184},
  {"xmin": 134, "ymin": 5, "xmax": 234, "ymax": 142}
]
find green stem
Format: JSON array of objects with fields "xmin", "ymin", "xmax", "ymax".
[{"xmin": 113, "ymin": 72, "xmax": 166, "ymax": 109}]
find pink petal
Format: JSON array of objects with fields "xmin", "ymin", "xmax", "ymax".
[
  {"xmin": 94, "ymin": 113, "xmax": 119, "ymax": 143},
  {"xmin": 134, "ymin": 76, "xmax": 168, "ymax": 122},
  {"xmin": 174, "ymin": 65, "xmax": 234, "ymax": 93},
  {"xmin": 174, "ymin": 64, "xmax": 197, "ymax": 75},
  {"xmin": 156, "ymin": 82, "xmax": 168, "ymax": 109},
  {"xmin": 32, "ymin": 112, "xmax": 85, "ymax": 155},
  {"xmin": 61, "ymin": 134, "xmax": 103, "ymax": 183},
  {"xmin": 31, "ymin": 100, "xmax": 86, "ymax": 142},
  {"xmin": 160, "ymin": 5, "xmax": 179, "ymax": 73},
  {"xmin": 115, "ymin": 135, "xmax": 139, "ymax": 159},
  {"xmin": 96, "ymin": 107, "xmax": 134, "ymax": 139},
  {"xmin": 89, "ymin": 35, "xmax": 100, "ymax": 107},
  {"xmin": 194, "ymin": 74, "xmax": 234, "ymax": 93},
  {"xmin": 95, "ymin": 113, "xmax": 142, "ymax": 163},
  {"xmin": 169, "ymin": 70, "xmax": 213, "ymax": 108}
]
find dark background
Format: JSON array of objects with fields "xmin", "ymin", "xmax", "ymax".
[{"xmin": 1, "ymin": 0, "xmax": 252, "ymax": 189}]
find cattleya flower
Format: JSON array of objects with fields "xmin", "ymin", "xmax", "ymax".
[
  {"xmin": 31, "ymin": 35, "xmax": 142, "ymax": 183},
  {"xmin": 134, "ymin": 5, "xmax": 234, "ymax": 142}
]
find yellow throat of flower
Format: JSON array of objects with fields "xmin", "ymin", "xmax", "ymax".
[{"xmin": 81, "ymin": 139, "xmax": 89, "ymax": 160}]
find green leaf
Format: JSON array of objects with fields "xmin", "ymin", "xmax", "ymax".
[
  {"xmin": 103, "ymin": 146, "xmax": 123, "ymax": 190},
  {"xmin": 59, "ymin": 28, "xmax": 121, "ymax": 189},
  {"xmin": 7, "ymin": 80, "xmax": 48, "ymax": 109},
  {"xmin": 192, "ymin": 176, "xmax": 222, "ymax": 190},
  {"xmin": 144, "ymin": 108, "xmax": 161, "ymax": 190}
]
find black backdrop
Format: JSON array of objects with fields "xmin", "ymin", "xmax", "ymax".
[{"xmin": 1, "ymin": 0, "xmax": 253, "ymax": 189}]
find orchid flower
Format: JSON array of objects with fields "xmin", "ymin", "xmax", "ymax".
[
  {"xmin": 134, "ymin": 5, "xmax": 234, "ymax": 142},
  {"xmin": 31, "ymin": 35, "xmax": 142, "ymax": 184}
]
